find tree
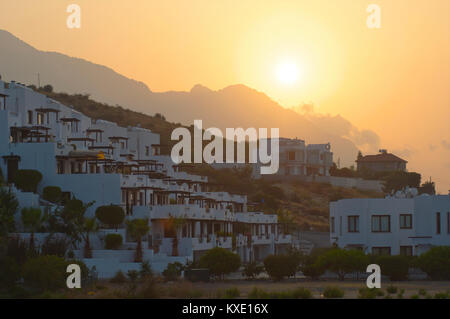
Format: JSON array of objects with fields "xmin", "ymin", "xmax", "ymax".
[
  {"xmin": 375, "ymin": 255, "xmax": 410, "ymax": 281},
  {"xmin": 80, "ymin": 217, "xmax": 98, "ymax": 258},
  {"xmin": 317, "ymin": 248, "xmax": 368, "ymax": 280},
  {"xmin": 22, "ymin": 255, "xmax": 67, "ymax": 291},
  {"xmin": 95, "ymin": 205, "xmax": 125, "ymax": 230},
  {"xmin": 199, "ymin": 247, "xmax": 240, "ymax": 279},
  {"xmin": 0, "ymin": 188, "xmax": 18, "ymax": 236},
  {"xmin": 126, "ymin": 218, "xmax": 150, "ymax": 262},
  {"xmin": 42, "ymin": 186, "xmax": 62, "ymax": 203},
  {"xmin": 263, "ymin": 254, "xmax": 299, "ymax": 280},
  {"xmin": 276, "ymin": 209, "xmax": 295, "ymax": 235},
  {"xmin": 382, "ymin": 171, "xmax": 421, "ymax": 194},
  {"xmin": 104, "ymin": 233, "xmax": 123, "ymax": 250},
  {"xmin": 14, "ymin": 169, "xmax": 42, "ymax": 193},
  {"xmin": 21, "ymin": 207, "xmax": 43, "ymax": 249},
  {"xmin": 243, "ymin": 261, "xmax": 264, "ymax": 279}
]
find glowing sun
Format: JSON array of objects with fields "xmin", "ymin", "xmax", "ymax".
[{"xmin": 276, "ymin": 61, "xmax": 299, "ymax": 85}]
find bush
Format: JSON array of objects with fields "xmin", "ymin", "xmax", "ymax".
[
  {"xmin": 386, "ymin": 285, "xmax": 398, "ymax": 294},
  {"xmin": 263, "ymin": 254, "xmax": 299, "ymax": 281},
  {"xmin": 358, "ymin": 287, "xmax": 384, "ymax": 299},
  {"xmin": 0, "ymin": 256, "xmax": 20, "ymax": 288},
  {"xmin": 301, "ymin": 262, "xmax": 325, "ymax": 280},
  {"xmin": 417, "ymin": 246, "xmax": 450, "ymax": 280},
  {"xmin": 140, "ymin": 261, "xmax": 153, "ymax": 279},
  {"xmin": 104, "ymin": 233, "xmax": 123, "ymax": 250},
  {"xmin": 290, "ymin": 287, "xmax": 313, "ymax": 299},
  {"xmin": 22, "ymin": 255, "xmax": 67, "ymax": 291},
  {"xmin": 162, "ymin": 262, "xmax": 184, "ymax": 281},
  {"xmin": 243, "ymin": 262, "xmax": 264, "ymax": 279},
  {"xmin": 95, "ymin": 205, "xmax": 125, "ymax": 230},
  {"xmin": 317, "ymin": 248, "xmax": 368, "ymax": 280},
  {"xmin": 434, "ymin": 292, "xmax": 449, "ymax": 299},
  {"xmin": 323, "ymin": 286, "xmax": 344, "ymax": 298},
  {"xmin": 41, "ymin": 236, "xmax": 69, "ymax": 257},
  {"xmin": 248, "ymin": 287, "xmax": 270, "ymax": 299},
  {"xmin": 42, "ymin": 186, "xmax": 62, "ymax": 203},
  {"xmin": 110, "ymin": 270, "xmax": 127, "ymax": 284},
  {"xmin": 223, "ymin": 287, "xmax": 240, "ymax": 299},
  {"xmin": 375, "ymin": 255, "xmax": 410, "ymax": 281},
  {"xmin": 14, "ymin": 169, "xmax": 42, "ymax": 193},
  {"xmin": 199, "ymin": 247, "xmax": 240, "ymax": 279}
]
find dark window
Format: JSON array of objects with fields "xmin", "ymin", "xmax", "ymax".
[
  {"xmin": 436, "ymin": 212, "xmax": 441, "ymax": 234},
  {"xmin": 145, "ymin": 146, "xmax": 150, "ymax": 156},
  {"xmin": 331, "ymin": 217, "xmax": 335, "ymax": 233},
  {"xmin": 348, "ymin": 216, "xmax": 359, "ymax": 233},
  {"xmin": 399, "ymin": 214, "xmax": 412, "ymax": 229},
  {"xmin": 372, "ymin": 247, "xmax": 391, "ymax": 256},
  {"xmin": 288, "ymin": 151, "xmax": 295, "ymax": 161},
  {"xmin": 27, "ymin": 110, "xmax": 33, "ymax": 124},
  {"xmin": 400, "ymin": 246, "xmax": 413, "ymax": 256},
  {"xmin": 372, "ymin": 215, "xmax": 390, "ymax": 232}
]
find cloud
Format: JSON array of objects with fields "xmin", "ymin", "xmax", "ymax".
[
  {"xmin": 391, "ymin": 146, "xmax": 415, "ymax": 159},
  {"xmin": 291, "ymin": 104, "xmax": 381, "ymax": 153},
  {"xmin": 441, "ymin": 140, "xmax": 450, "ymax": 151}
]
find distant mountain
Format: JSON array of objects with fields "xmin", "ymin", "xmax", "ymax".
[{"xmin": 0, "ymin": 29, "xmax": 360, "ymax": 166}]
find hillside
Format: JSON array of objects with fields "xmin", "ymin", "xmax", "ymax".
[{"xmin": 0, "ymin": 29, "xmax": 362, "ymax": 167}]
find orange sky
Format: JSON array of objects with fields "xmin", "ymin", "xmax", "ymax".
[{"xmin": 0, "ymin": 0, "xmax": 449, "ymax": 192}]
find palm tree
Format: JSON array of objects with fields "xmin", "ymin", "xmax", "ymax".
[
  {"xmin": 126, "ymin": 218, "xmax": 150, "ymax": 262},
  {"xmin": 80, "ymin": 217, "xmax": 98, "ymax": 258},
  {"xmin": 21, "ymin": 207, "xmax": 43, "ymax": 249}
]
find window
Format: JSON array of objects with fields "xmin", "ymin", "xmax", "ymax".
[
  {"xmin": 348, "ymin": 216, "xmax": 359, "ymax": 233},
  {"xmin": 436, "ymin": 212, "xmax": 441, "ymax": 234},
  {"xmin": 372, "ymin": 247, "xmax": 391, "ymax": 256},
  {"xmin": 331, "ymin": 217, "xmax": 335, "ymax": 233},
  {"xmin": 372, "ymin": 215, "xmax": 390, "ymax": 232},
  {"xmin": 145, "ymin": 146, "xmax": 150, "ymax": 156},
  {"xmin": 27, "ymin": 110, "xmax": 33, "ymax": 124},
  {"xmin": 37, "ymin": 112, "xmax": 44, "ymax": 125},
  {"xmin": 400, "ymin": 246, "xmax": 413, "ymax": 256},
  {"xmin": 288, "ymin": 151, "xmax": 295, "ymax": 161},
  {"xmin": 399, "ymin": 214, "xmax": 412, "ymax": 229}
]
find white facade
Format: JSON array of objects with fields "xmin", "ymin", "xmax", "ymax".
[
  {"xmin": 0, "ymin": 80, "xmax": 292, "ymax": 277},
  {"xmin": 330, "ymin": 194, "xmax": 450, "ymax": 255}
]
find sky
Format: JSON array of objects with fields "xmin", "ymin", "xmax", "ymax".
[{"xmin": 0, "ymin": 0, "xmax": 449, "ymax": 192}]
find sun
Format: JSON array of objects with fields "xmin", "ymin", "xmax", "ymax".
[{"xmin": 276, "ymin": 61, "xmax": 299, "ymax": 85}]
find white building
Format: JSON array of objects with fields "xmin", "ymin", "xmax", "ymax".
[
  {"xmin": 329, "ymin": 193, "xmax": 450, "ymax": 256},
  {"xmin": 0, "ymin": 80, "xmax": 292, "ymax": 277}
]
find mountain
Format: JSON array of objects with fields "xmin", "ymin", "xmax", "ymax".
[{"xmin": 0, "ymin": 29, "xmax": 360, "ymax": 166}]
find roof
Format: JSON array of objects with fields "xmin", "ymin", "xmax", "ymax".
[{"xmin": 356, "ymin": 153, "xmax": 407, "ymax": 163}]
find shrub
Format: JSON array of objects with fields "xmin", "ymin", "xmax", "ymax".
[
  {"xmin": 199, "ymin": 247, "xmax": 240, "ymax": 279},
  {"xmin": 14, "ymin": 169, "xmax": 42, "ymax": 193},
  {"xmin": 301, "ymin": 262, "xmax": 325, "ymax": 280},
  {"xmin": 110, "ymin": 270, "xmax": 127, "ymax": 284},
  {"xmin": 317, "ymin": 248, "xmax": 369, "ymax": 280},
  {"xmin": 42, "ymin": 186, "xmax": 62, "ymax": 203},
  {"xmin": 136, "ymin": 277, "xmax": 160, "ymax": 298},
  {"xmin": 418, "ymin": 288, "xmax": 427, "ymax": 296},
  {"xmin": 41, "ymin": 236, "xmax": 69, "ymax": 257},
  {"xmin": 417, "ymin": 246, "xmax": 450, "ymax": 280},
  {"xmin": 243, "ymin": 262, "xmax": 264, "ymax": 279},
  {"xmin": 22, "ymin": 255, "xmax": 67, "ymax": 291},
  {"xmin": 104, "ymin": 233, "xmax": 123, "ymax": 250},
  {"xmin": 263, "ymin": 254, "xmax": 299, "ymax": 281},
  {"xmin": 434, "ymin": 292, "xmax": 449, "ymax": 299},
  {"xmin": 358, "ymin": 287, "xmax": 383, "ymax": 299},
  {"xmin": 223, "ymin": 287, "xmax": 240, "ymax": 299},
  {"xmin": 140, "ymin": 261, "xmax": 153, "ymax": 279},
  {"xmin": 162, "ymin": 262, "xmax": 184, "ymax": 281},
  {"xmin": 410, "ymin": 294, "xmax": 419, "ymax": 299},
  {"xmin": 248, "ymin": 287, "xmax": 270, "ymax": 299},
  {"xmin": 0, "ymin": 256, "xmax": 20, "ymax": 288},
  {"xmin": 291, "ymin": 287, "xmax": 313, "ymax": 299},
  {"xmin": 95, "ymin": 205, "xmax": 125, "ymax": 230},
  {"xmin": 386, "ymin": 285, "xmax": 398, "ymax": 294},
  {"xmin": 375, "ymin": 255, "xmax": 410, "ymax": 281},
  {"xmin": 0, "ymin": 188, "xmax": 18, "ymax": 236},
  {"xmin": 323, "ymin": 286, "xmax": 345, "ymax": 298}
]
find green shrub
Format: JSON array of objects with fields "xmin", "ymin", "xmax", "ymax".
[
  {"xmin": 396, "ymin": 288, "xmax": 405, "ymax": 299},
  {"xmin": 0, "ymin": 256, "xmax": 20, "ymax": 288},
  {"xmin": 14, "ymin": 169, "xmax": 42, "ymax": 193},
  {"xmin": 317, "ymin": 248, "xmax": 369, "ymax": 280},
  {"xmin": 110, "ymin": 270, "xmax": 127, "ymax": 284},
  {"xmin": 291, "ymin": 287, "xmax": 313, "ymax": 299},
  {"xmin": 248, "ymin": 287, "xmax": 270, "ymax": 299},
  {"xmin": 358, "ymin": 287, "xmax": 383, "ymax": 299},
  {"xmin": 434, "ymin": 292, "xmax": 449, "ymax": 299},
  {"xmin": 386, "ymin": 285, "xmax": 398, "ymax": 294},
  {"xmin": 301, "ymin": 262, "xmax": 325, "ymax": 280},
  {"xmin": 104, "ymin": 233, "xmax": 123, "ymax": 250},
  {"xmin": 95, "ymin": 205, "xmax": 125, "ymax": 230},
  {"xmin": 417, "ymin": 246, "xmax": 450, "ymax": 280},
  {"xmin": 199, "ymin": 247, "xmax": 240, "ymax": 279},
  {"xmin": 418, "ymin": 288, "xmax": 427, "ymax": 296},
  {"xmin": 223, "ymin": 287, "xmax": 240, "ymax": 299},
  {"xmin": 263, "ymin": 254, "xmax": 299, "ymax": 280},
  {"xmin": 243, "ymin": 262, "xmax": 264, "ymax": 279},
  {"xmin": 140, "ymin": 261, "xmax": 153, "ymax": 279},
  {"xmin": 410, "ymin": 294, "xmax": 419, "ymax": 299},
  {"xmin": 323, "ymin": 286, "xmax": 344, "ymax": 298},
  {"xmin": 41, "ymin": 236, "xmax": 69, "ymax": 257},
  {"xmin": 42, "ymin": 186, "xmax": 62, "ymax": 203},
  {"xmin": 375, "ymin": 255, "xmax": 410, "ymax": 281},
  {"xmin": 162, "ymin": 262, "xmax": 184, "ymax": 281},
  {"xmin": 22, "ymin": 255, "xmax": 67, "ymax": 291}
]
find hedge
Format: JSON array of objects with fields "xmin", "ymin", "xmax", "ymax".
[
  {"xmin": 42, "ymin": 186, "xmax": 62, "ymax": 203},
  {"xmin": 104, "ymin": 233, "xmax": 123, "ymax": 250},
  {"xmin": 95, "ymin": 205, "xmax": 125, "ymax": 229},
  {"xmin": 14, "ymin": 169, "xmax": 42, "ymax": 193},
  {"xmin": 417, "ymin": 246, "xmax": 450, "ymax": 280}
]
